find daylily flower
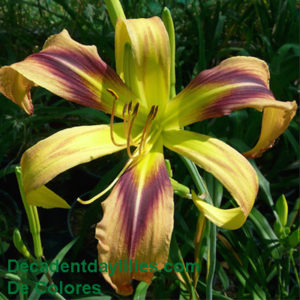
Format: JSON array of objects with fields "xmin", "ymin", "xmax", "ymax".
[{"xmin": 0, "ymin": 17, "xmax": 297, "ymax": 295}]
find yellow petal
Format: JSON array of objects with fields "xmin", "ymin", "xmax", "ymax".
[
  {"xmin": 0, "ymin": 67, "xmax": 34, "ymax": 114},
  {"xmin": 115, "ymin": 17, "xmax": 170, "ymax": 114},
  {"xmin": 163, "ymin": 129, "xmax": 258, "ymax": 218},
  {"xmin": 192, "ymin": 191, "xmax": 246, "ymax": 229},
  {"xmin": 21, "ymin": 124, "xmax": 126, "ymax": 196},
  {"xmin": 0, "ymin": 29, "xmax": 137, "ymax": 117},
  {"xmin": 243, "ymin": 104, "xmax": 297, "ymax": 158},
  {"xmin": 27, "ymin": 185, "xmax": 70, "ymax": 209},
  {"xmin": 95, "ymin": 140, "xmax": 173, "ymax": 295}
]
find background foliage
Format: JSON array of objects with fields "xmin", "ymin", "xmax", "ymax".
[{"xmin": 0, "ymin": 0, "xmax": 299, "ymax": 299}]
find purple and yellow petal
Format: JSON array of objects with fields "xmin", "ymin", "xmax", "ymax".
[
  {"xmin": 0, "ymin": 30, "xmax": 137, "ymax": 117},
  {"xmin": 95, "ymin": 144, "xmax": 173, "ymax": 295},
  {"xmin": 21, "ymin": 124, "xmax": 126, "ymax": 198},
  {"xmin": 115, "ymin": 17, "xmax": 170, "ymax": 113},
  {"xmin": 163, "ymin": 129, "xmax": 258, "ymax": 219},
  {"xmin": 163, "ymin": 57, "xmax": 296, "ymax": 131}
]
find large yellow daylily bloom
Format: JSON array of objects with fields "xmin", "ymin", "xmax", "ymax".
[{"xmin": 0, "ymin": 17, "xmax": 297, "ymax": 295}]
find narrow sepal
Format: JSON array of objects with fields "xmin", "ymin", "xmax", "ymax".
[
  {"xmin": 27, "ymin": 185, "xmax": 70, "ymax": 209},
  {"xmin": 243, "ymin": 105, "xmax": 297, "ymax": 158},
  {"xmin": 21, "ymin": 124, "xmax": 126, "ymax": 196},
  {"xmin": 0, "ymin": 66, "xmax": 34, "ymax": 114},
  {"xmin": 192, "ymin": 191, "xmax": 247, "ymax": 230},
  {"xmin": 163, "ymin": 129, "xmax": 258, "ymax": 218}
]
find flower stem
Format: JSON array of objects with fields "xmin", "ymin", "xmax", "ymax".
[
  {"xmin": 290, "ymin": 249, "xmax": 300, "ymax": 285},
  {"xmin": 15, "ymin": 166, "xmax": 43, "ymax": 259},
  {"xmin": 193, "ymin": 214, "xmax": 206, "ymax": 288},
  {"xmin": 181, "ymin": 156, "xmax": 216, "ymax": 300},
  {"xmin": 104, "ymin": 0, "xmax": 126, "ymax": 27}
]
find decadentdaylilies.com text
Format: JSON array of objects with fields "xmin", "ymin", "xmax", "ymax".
[
  {"xmin": 7, "ymin": 259, "xmax": 200, "ymax": 296},
  {"xmin": 8, "ymin": 258, "xmax": 199, "ymax": 276}
]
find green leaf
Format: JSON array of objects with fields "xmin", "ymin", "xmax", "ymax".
[
  {"xmin": 0, "ymin": 291, "xmax": 9, "ymax": 300},
  {"xmin": 275, "ymin": 195, "xmax": 288, "ymax": 226},
  {"xmin": 74, "ymin": 297, "xmax": 111, "ymax": 300},
  {"xmin": 249, "ymin": 208, "xmax": 280, "ymax": 259},
  {"xmin": 273, "ymin": 219, "xmax": 282, "ymax": 237},
  {"xmin": 28, "ymin": 237, "xmax": 78, "ymax": 300},
  {"xmin": 287, "ymin": 198, "xmax": 300, "ymax": 228},
  {"xmin": 216, "ymin": 263, "xmax": 229, "ymax": 290},
  {"xmin": 0, "ymin": 240, "xmax": 9, "ymax": 255},
  {"xmin": 287, "ymin": 228, "xmax": 300, "ymax": 248},
  {"xmin": 133, "ymin": 282, "xmax": 150, "ymax": 300},
  {"xmin": 250, "ymin": 161, "xmax": 273, "ymax": 207}
]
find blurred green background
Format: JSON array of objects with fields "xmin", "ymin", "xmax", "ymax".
[{"xmin": 0, "ymin": 0, "xmax": 299, "ymax": 299}]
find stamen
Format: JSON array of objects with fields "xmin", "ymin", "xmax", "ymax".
[
  {"xmin": 107, "ymin": 88, "xmax": 123, "ymax": 147},
  {"xmin": 126, "ymin": 103, "xmax": 139, "ymax": 158},
  {"xmin": 122, "ymin": 103, "xmax": 128, "ymax": 136}
]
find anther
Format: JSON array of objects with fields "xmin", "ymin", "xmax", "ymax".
[
  {"xmin": 127, "ymin": 101, "xmax": 133, "ymax": 115},
  {"xmin": 122, "ymin": 103, "xmax": 128, "ymax": 135},
  {"xmin": 122, "ymin": 103, "xmax": 128, "ymax": 119},
  {"xmin": 152, "ymin": 106, "xmax": 159, "ymax": 120},
  {"xmin": 107, "ymin": 88, "xmax": 119, "ymax": 100},
  {"xmin": 126, "ymin": 103, "xmax": 139, "ymax": 158},
  {"xmin": 133, "ymin": 102, "xmax": 139, "ymax": 116}
]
